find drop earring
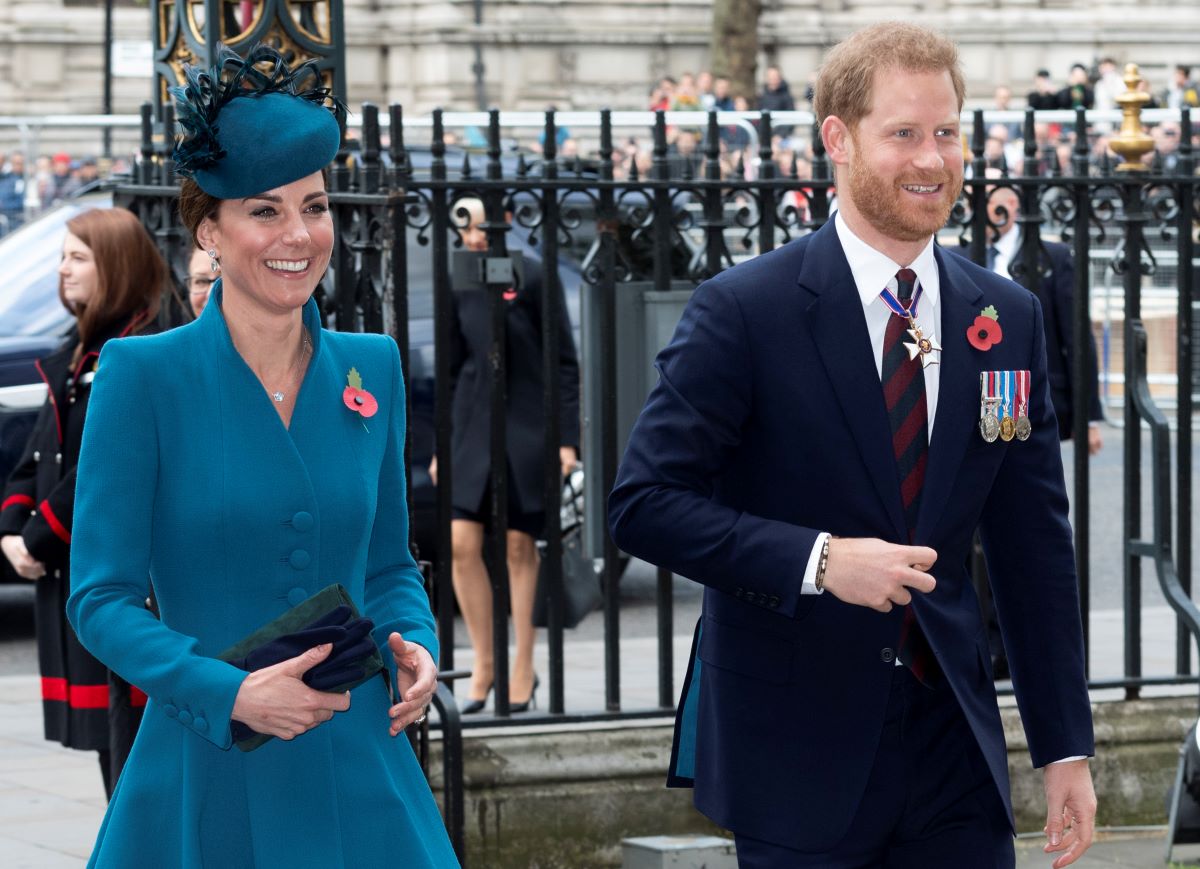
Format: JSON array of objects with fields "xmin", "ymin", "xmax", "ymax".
[{"xmin": 208, "ymin": 249, "xmax": 220, "ymax": 273}]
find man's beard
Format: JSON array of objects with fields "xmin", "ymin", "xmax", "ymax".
[{"xmin": 846, "ymin": 150, "xmax": 962, "ymax": 243}]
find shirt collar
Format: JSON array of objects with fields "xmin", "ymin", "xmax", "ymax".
[
  {"xmin": 834, "ymin": 212, "xmax": 940, "ymax": 312},
  {"xmin": 994, "ymin": 224, "xmax": 1020, "ymax": 260}
]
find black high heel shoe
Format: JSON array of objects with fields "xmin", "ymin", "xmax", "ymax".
[
  {"xmin": 509, "ymin": 674, "xmax": 540, "ymax": 714},
  {"xmin": 461, "ymin": 683, "xmax": 493, "ymax": 715}
]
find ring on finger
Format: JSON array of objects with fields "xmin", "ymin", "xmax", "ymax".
[{"xmin": 414, "ymin": 713, "xmax": 427, "ymax": 725}]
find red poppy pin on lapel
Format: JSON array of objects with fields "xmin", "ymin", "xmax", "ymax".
[
  {"xmin": 343, "ymin": 367, "xmax": 378, "ymax": 431},
  {"xmin": 967, "ymin": 305, "xmax": 1003, "ymax": 351}
]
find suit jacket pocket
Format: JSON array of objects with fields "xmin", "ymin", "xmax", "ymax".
[{"xmin": 698, "ymin": 616, "xmax": 795, "ymax": 685}]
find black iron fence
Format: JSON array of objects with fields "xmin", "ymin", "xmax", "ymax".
[{"xmin": 115, "ymin": 102, "xmax": 1198, "ymax": 861}]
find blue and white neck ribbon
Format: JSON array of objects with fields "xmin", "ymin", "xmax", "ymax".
[{"xmin": 880, "ymin": 283, "xmax": 941, "ymax": 368}]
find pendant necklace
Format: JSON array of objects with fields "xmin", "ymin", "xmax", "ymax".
[{"xmin": 269, "ymin": 329, "xmax": 312, "ymax": 402}]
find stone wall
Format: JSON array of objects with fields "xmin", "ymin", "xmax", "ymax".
[
  {"xmin": 2, "ymin": 0, "xmax": 1200, "ymax": 149},
  {"xmin": 431, "ymin": 696, "xmax": 1196, "ymax": 868}
]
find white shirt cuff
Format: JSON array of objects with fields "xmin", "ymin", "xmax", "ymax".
[
  {"xmin": 801, "ymin": 532, "xmax": 831, "ymax": 595},
  {"xmin": 1047, "ymin": 756, "xmax": 1088, "ymax": 764}
]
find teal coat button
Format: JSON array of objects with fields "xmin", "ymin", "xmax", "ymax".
[
  {"xmin": 287, "ymin": 587, "xmax": 308, "ymax": 607},
  {"xmin": 289, "ymin": 550, "xmax": 311, "ymax": 570},
  {"xmin": 291, "ymin": 511, "xmax": 313, "ymax": 532}
]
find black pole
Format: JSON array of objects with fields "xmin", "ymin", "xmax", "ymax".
[
  {"xmin": 483, "ymin": 109, "xmax": 512, "ymax": 717},
  {"xmin": 1176, "ymin": 107, "xmax": 1194, "ymax": 676},
  {"xmin": 541, "ymin": 109, "xmax": 566, "ymax": 715},
  {"xmin": 103, "ymin": 0, "xmax": 114, "ymax": 159},
  {"xmin": 1070, "ymin": 107, "xmax": 1092, "ymax": 670},
  {"xmin": 1120, "ymin": 177, "xmax": 1145, "ymax": 701}
]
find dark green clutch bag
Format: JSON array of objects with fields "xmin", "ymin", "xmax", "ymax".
[{"xmin": 218, "ymin": 584, "xmax": 386, "ymax": 751}]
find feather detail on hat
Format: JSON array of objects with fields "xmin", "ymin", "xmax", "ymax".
[{"xmin": 171, "ymin": 43, "xmax": 346, "ymax": 179}]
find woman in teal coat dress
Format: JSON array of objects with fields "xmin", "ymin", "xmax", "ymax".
[{"xmin": 67, "ymin": 45, "xmax": 459, "ymax": 867}]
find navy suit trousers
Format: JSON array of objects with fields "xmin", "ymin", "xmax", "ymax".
[{"xmin": 734, "ymin": 666, "xmax": 1015, "ymax": 869}]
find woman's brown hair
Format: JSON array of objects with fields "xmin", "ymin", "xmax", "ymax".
[
  {"xmin": 177, "ymin": 178, "xmax": 221, "ymax": 247},
  {"xmin": 61, "ymin": 208, "xmax": 166, "ymax": 355}
]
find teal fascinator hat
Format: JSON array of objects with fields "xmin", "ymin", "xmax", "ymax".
[{"xmin": 171, "ymin": 43, "xmax": 344, "ymax": 200}]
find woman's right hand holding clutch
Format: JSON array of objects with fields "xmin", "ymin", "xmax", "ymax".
[{"xmin": 230, "ymin": 643, "xmax": 352, "ymax": 740}]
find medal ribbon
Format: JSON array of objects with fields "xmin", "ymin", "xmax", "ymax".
[
  {"xmin": 1016, "ymin": 369, "xmax": 1029, "ymax": 417},
  {"xmin": 980, "ymin": 371, "xmax": 1000, "ymax": 416},
  {"xmin": 880, "ymin": 283, "xmax": 923, "ymax": 319},
  {"xmin": 1001, "ymin": 370, "xmax": 1014, "ymax": 420}
]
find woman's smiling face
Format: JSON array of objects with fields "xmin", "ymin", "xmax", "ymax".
[{"xmin": 197, "ymin": 171, "xmax": 333, "ymax": 316}]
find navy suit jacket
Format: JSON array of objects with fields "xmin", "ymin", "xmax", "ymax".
[
  {"xmin": 951, "ymin": 239, "xmax": 1103, "ymax": 440},
  {"xmin": 609, "ymin": 220, "xmax": 1094, "ymax": 851}
]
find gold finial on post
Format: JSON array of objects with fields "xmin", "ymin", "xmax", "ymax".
[{"xmin": 1109, "ymin": 63, "xmax": 1156, "ymax": 171}]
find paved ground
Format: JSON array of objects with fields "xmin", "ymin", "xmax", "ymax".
[
  {"xmin": 2, "ymin": 668, "xmax": 1200, "ymax": 869},
  {"xmin": 2, "ymin": 423, "xmax": 1199, "ymax": 865}
]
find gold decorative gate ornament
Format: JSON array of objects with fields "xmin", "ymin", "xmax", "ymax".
[
  {"xmin": 153, "ymin": 0, "xmax": 344, "ymax": 118},
  {"xmin": 1110, "ymin": 63, "xmax": 1157, "ymax": 172}
]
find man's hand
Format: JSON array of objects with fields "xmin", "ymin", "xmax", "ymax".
[
  {"xmin": 820, "ymin": 537, "xmax": 937, "ymax": 612},
  {"xmin": 1087, "ymin": 424, "xmax": 1103, "ymax": 456},
  {"xmin": 388, "ymin": 632, "xmax": 437, "ymax": 736},
  {"xmin": 1043, "ymin": 759, "xmax": 1097, "ymax": 868},
  {"xmin": 1, "ymin": 535, "xmax": 46, "ymax": 580}
]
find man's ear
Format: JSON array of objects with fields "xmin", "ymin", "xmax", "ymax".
[{"xmin": 822, "ymin": 116, "xmax": 852, "ymax": 170}]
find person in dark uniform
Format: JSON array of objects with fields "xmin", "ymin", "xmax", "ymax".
[
  {"xmin": 429, "ymin": 197, "xmax": 580, "ymax": 713},
  {"xmin": 0, "ymin": 207, "xmax": 164, "ymax": 798}
]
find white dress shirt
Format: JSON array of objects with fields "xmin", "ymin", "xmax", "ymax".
[
  {"xmin": 800, "ymin": 214, "xmax": 941, "ymax": 593},
  {"xmin": 990, "ymin": 224, "xmax": 1020, "ymax": 282}
]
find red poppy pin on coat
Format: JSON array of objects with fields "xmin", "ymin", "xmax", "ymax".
[
  {"xmin": 967, "ymin": 305, "xmax": 1003, "ymax": 351},
  {"xmin": 343, "ymin": 367, "xmax": 378, "ymax": 431}
]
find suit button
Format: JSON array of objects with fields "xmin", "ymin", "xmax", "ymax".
[
  {"xmin": 287, "ymin": 587, "xmax": 308, "ymax": 607},
  {"xmin": 291, "ymin": 511, "xmax": 314, "ymax": 533},
  {"xmin": 164, "ymin": 703, "xmax": 178, "ymax": 718},
  {"xmin": 193, "ymin": 716, "xmax": 208, "ymax": 734},
  {"xmin": 288, "ymin": 549, "xmax": 311, "ymax": 570},
  {"xmin": 33, "ymin": 451, "xmax": 40, "ymax": 462},
  {"xmin": 768, "ymin": 595, "xmax": 780, "ymax": 608},
  {"xmin": 881, "ymin": 648, "xmax": 895, "ymax": 664},
  {"xmin": 178, "ymin": 709, "xmax": 193, "ymax": 725},
  {"xmin": 734, "ymin": 587, "xmax": 744, "ymax": 599}
]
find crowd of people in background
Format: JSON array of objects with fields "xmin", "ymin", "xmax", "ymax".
[
  {"xmin": 1, "ymin": 57, "xmax": 1197, "ymax": 243},
  {"xmin": 620, "ymin": 58, "xmax": 1200, "ymax": 184},
  {"xmin": 0, "ymin": 151, "xmax": 130, "ymax": 238}
]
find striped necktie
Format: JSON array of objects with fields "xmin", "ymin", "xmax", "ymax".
[{"xmin": 880, "ymin": 268, "xmax": 937, "ymax": 684}]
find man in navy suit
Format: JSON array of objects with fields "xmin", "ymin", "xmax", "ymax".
[{"xmin": 609, "ymin": 22, "xmax": 1096, "ymax": 869}]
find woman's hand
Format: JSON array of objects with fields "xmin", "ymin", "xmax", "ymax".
[
  {"xmin": 230, "ymin": 643, "xmax": 351, "ymax": 740},
  {"xmin": 559, "ymin": 446, "xmax": 578, "ymax": 480},
  {"xmin": 387, "ymin": 632, "xmax": 437, "ymax": 736},
  {"xmin": 1, "ymin": 535, "xmax": 46, "ymax": 580}
]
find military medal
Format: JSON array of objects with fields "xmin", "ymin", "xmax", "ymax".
[
  {"xmin": 1014, "ymin": 369, "xmax": 1032, "ymax": 441},
  {"xmin": 880, "ymin": 281, "xmax": 940, "ymax": 368},
  {"xmin": 998, "ymin": 370, "xmax": 1016, "ymax": 442},
  {"xmin": 979, "ymin": 371, "xmax": 1001, "ymax": 442}
]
